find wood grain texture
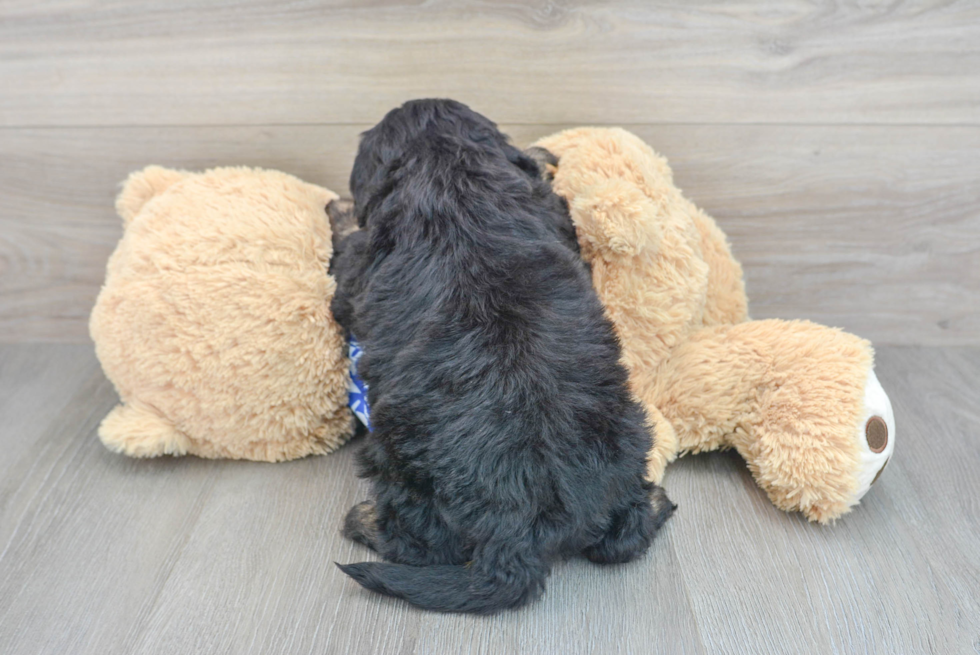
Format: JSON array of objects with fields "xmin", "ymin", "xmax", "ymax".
[
  {"xmin": 0, "ymin": 349, "xmax": 219, "ymax": 654},
  {"xmin": 1, "ymin": 1, "xmax": 979, "ymax": 127},
  {"xmin": 1, "ymin": 344, "xmax": 978, "ymax": 654},
  {"xmin": 0, "ymin": 344, "xmax": 100, "ymax": 491},
  {"xmin": 2, "ymin": 124, "xmax": 977, "ymax": 344}
]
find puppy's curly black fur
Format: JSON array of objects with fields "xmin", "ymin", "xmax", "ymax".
[{"xmin": 330, "ymin": 99, "xmax": 674, "ymax": 614}]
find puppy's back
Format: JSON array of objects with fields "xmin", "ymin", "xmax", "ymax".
[{"xmin": 335, "ymin": 99, "xmax": 665, "ymax": 613}]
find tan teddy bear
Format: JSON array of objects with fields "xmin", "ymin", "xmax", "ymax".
[
  {"xmin": 534, "ymin": 128, "xmax": 895, "ymax": 523},
  {"xmin": 89, "ymin": 166, "xmax": 353, "ymax": 461}
]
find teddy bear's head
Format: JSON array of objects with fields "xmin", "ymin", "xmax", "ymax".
[
  {"xmin": 534, "ymin": 127, "xmax": 741, "ymax": 378},
  {"xmin": 90, "ymin": 166, "xmax": 353, "ymax": 461}
]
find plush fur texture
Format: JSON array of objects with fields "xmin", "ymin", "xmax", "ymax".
[
  {"xmin": 90, "ymin": 166, "xmax": 353, "ymax": 461},
  {"xmin": 330, "ymin": 100, "xmax": 673, "ymax": 613},
  {"xmin": 535, "ymin": 127, "xmax": 889, "ymax": 523}
]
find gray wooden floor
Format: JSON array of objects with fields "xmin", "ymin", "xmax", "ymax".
[
  {"xmin": 0, "ymin": 344, "xmax": 978, "ymax": 654},
  {"xmin": 2, "ymin": 1, "xmax": 980, "ymax": 653}
]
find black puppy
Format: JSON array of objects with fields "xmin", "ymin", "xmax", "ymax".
[{"xmin": 330, "ymin": 99, "xmax": 674, "ymax": 614}]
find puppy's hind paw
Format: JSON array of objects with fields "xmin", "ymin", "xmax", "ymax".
[
  {"xmin": 649, "ymin": 484, "xmax": 676, "ymax": 532},
  {"xmin": 342, "ymin": 500, "xmax": 381, "ymax": 551}
]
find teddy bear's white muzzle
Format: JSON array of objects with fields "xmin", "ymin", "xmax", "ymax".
[{"xmin": 853, "ymin": 368, "xmax": 895, "ymax": 502}]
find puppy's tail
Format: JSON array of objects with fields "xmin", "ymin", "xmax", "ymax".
[{"xmin": 337, "ymin": 542, "xmax": 549, "ymax": 614}]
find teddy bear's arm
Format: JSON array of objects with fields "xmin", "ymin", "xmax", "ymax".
[{"xmin": 689, "ymin": 206, "xmax": 749, "ymax": 326}]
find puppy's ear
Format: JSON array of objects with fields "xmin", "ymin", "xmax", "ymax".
[
  {"xmin": 349, "ymin": 146, "xmax": 388, "ymax": 229},
  {"xmin": 327, "ymin": 198, "xmax": 359, "ymax": 253},
  {"xmin": 116, "ymin": 165, "xmax": 189, "ymax": 227},
  {"xmin": 523, "ymin": 146, "xmax": 559, "ymax": 182},
  {"xmin": 504, "ymin": 144, "xmax": 547, "ymax": 181}
]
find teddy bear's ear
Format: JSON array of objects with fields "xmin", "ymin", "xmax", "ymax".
[
  {"xmin": 570, "ymin": 178, "xmax": 663, "ymax": 260},
  {"xmin": 115, "ymin": 165, "xmax": 188, "ymax": 226}
]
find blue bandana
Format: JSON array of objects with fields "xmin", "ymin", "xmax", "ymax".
[{"xmin": 347, "ymin": 336, "xmax": 372, "ymax": 431}]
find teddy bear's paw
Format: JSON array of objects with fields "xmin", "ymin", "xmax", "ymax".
[
  {"xmin": 853, "ymin": 367, "xmax": 895, "ymax": 501},
  {"xmin": 98, "ymin": 402, "xmax": 191, "ymax": 458}
]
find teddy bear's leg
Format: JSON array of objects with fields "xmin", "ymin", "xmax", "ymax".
[
  {"xmin": 98, "ymin": 401, "xmax": 191, "ymax": 457},
  {"xmin": 582, "ymin": 481, "xmax": 675, "ymax": 564},
  {"xmin": 649, "ymin": 319, "xmax": 893, "ymax": 523}
]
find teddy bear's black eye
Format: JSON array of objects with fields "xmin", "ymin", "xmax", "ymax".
[{"xmin": 866, "ymin": 416, "xmax": 888, "ymax": 453}]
